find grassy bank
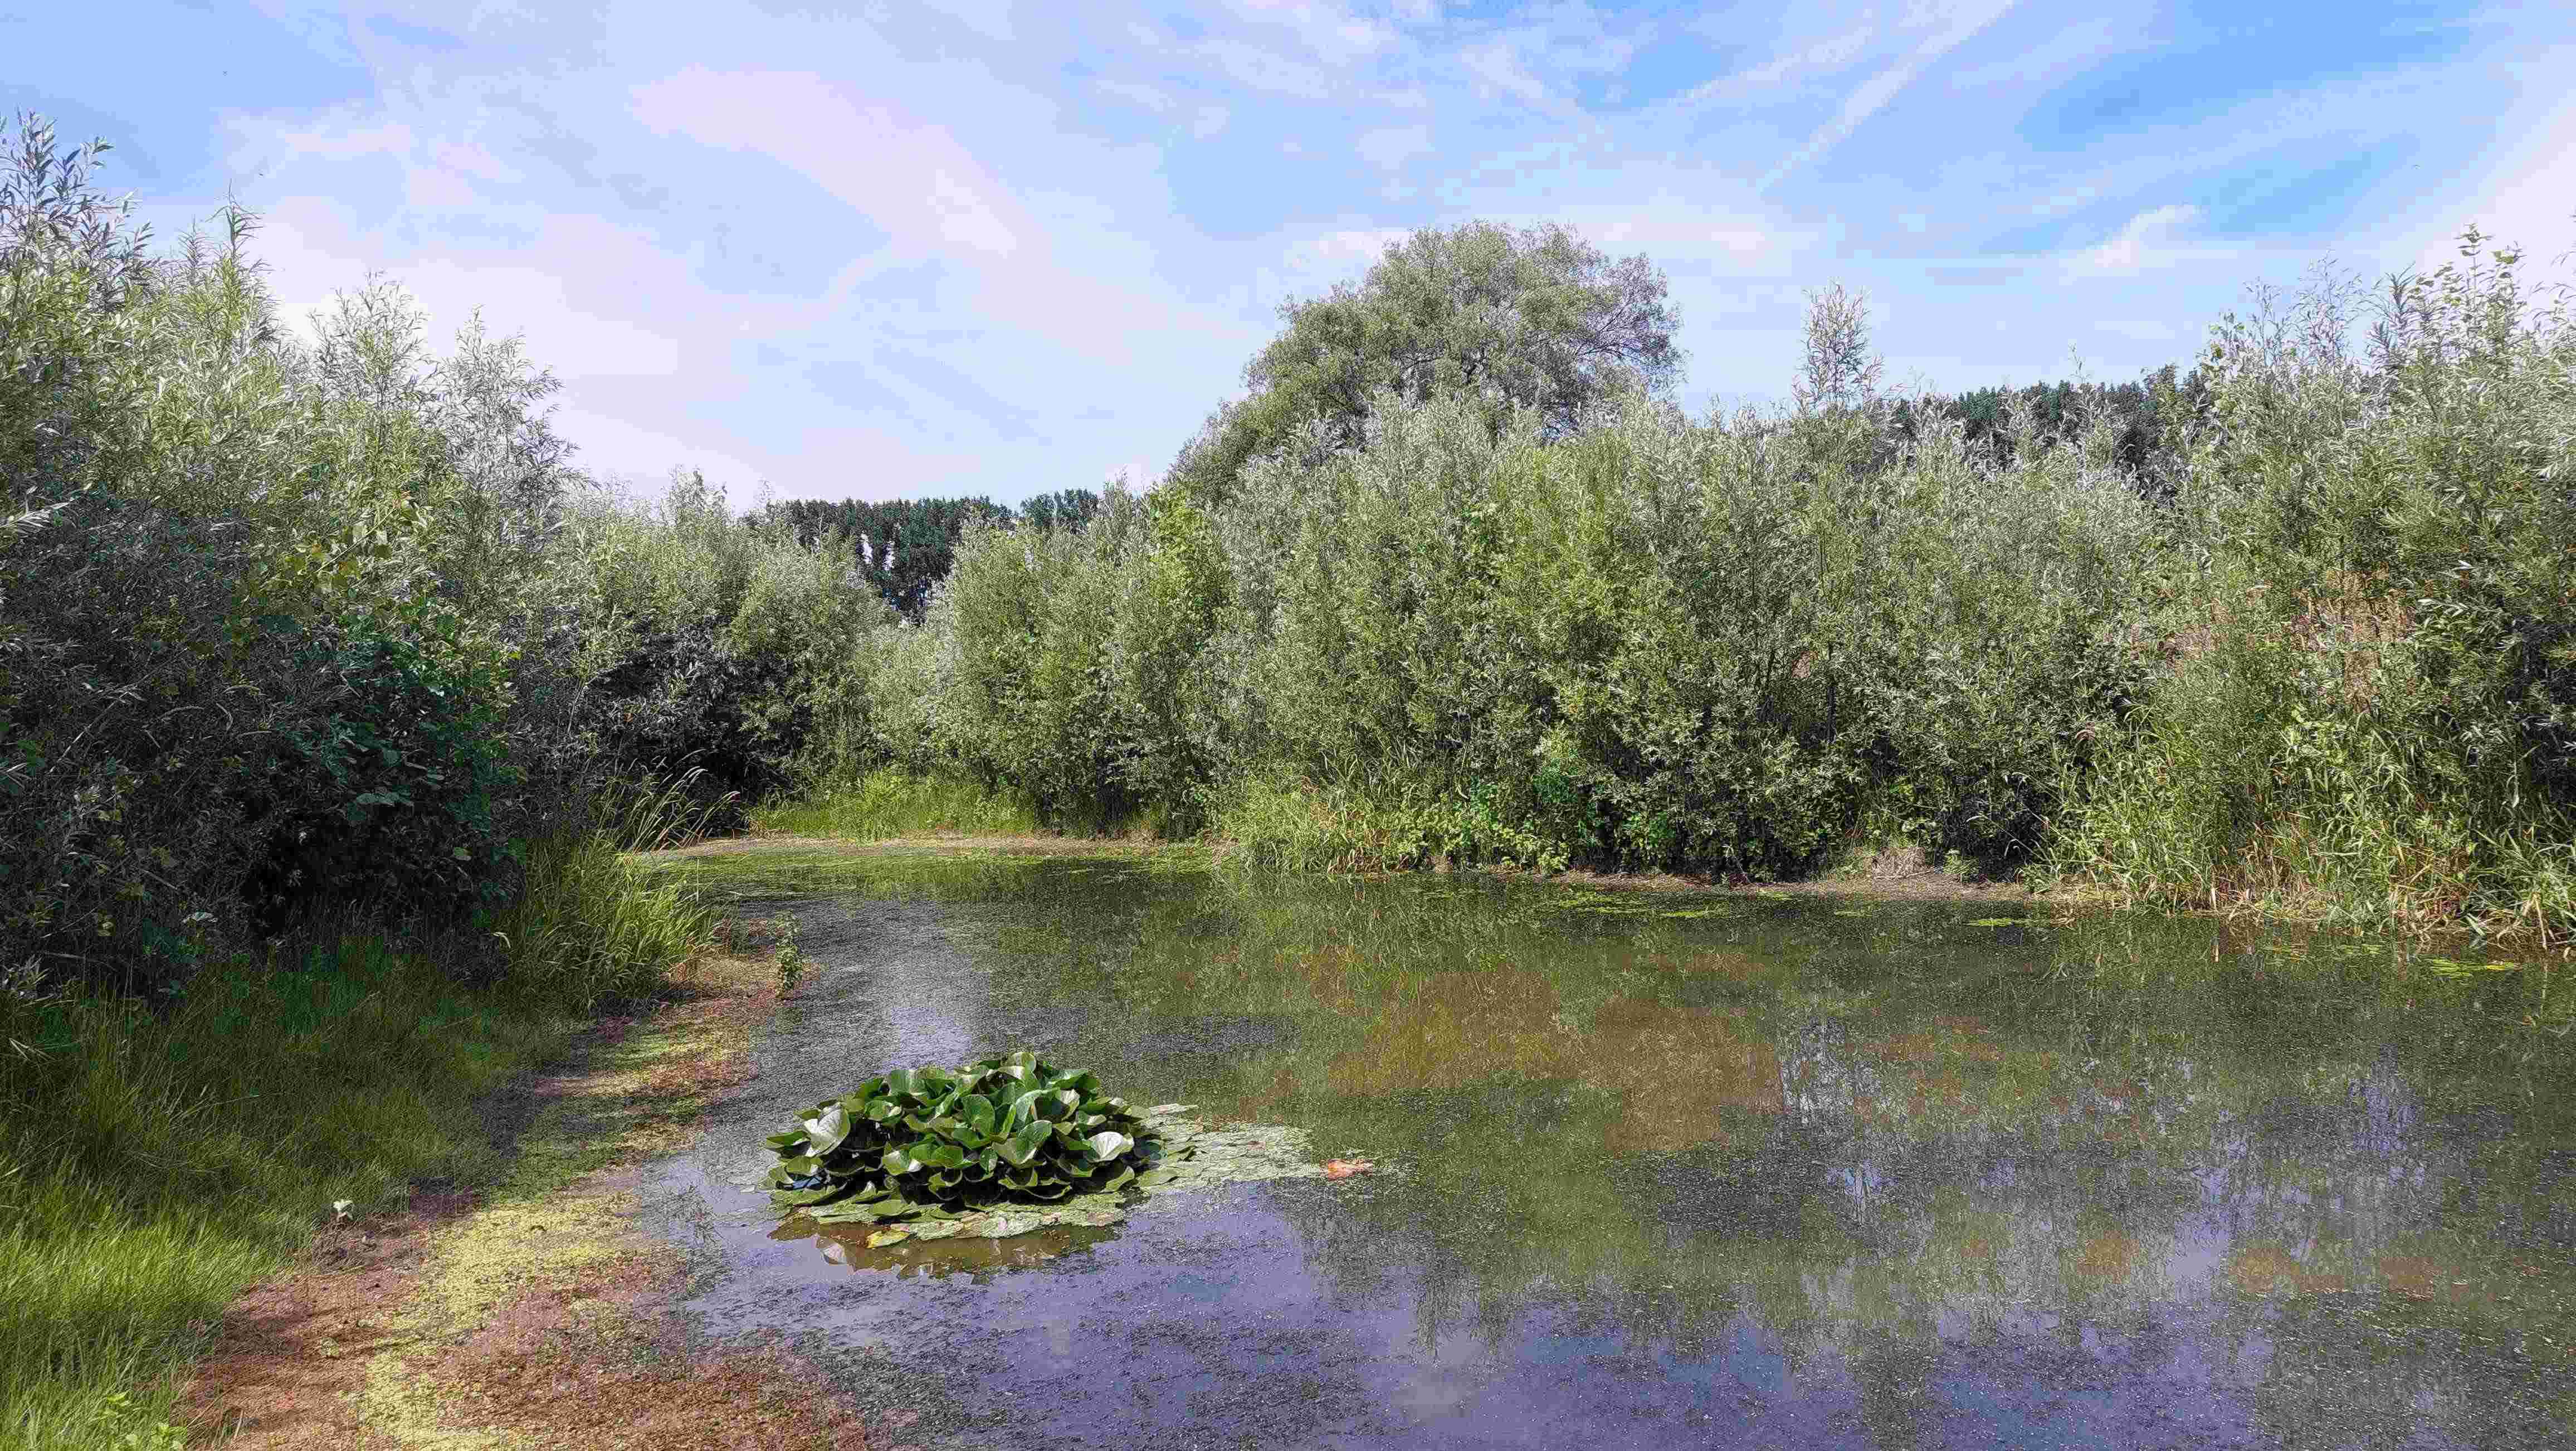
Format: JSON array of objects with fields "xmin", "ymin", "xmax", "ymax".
[
  {"xmin": 0, "ymin": 800, "xmax": 729, "ymax": 1449},
  {"xmin": 749, "ymin": 767, "xmax": 1040, "ymax": 840}
]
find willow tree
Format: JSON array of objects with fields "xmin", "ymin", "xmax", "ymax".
[{"xmin": 1167, "ymin": 220, "xmax": 1682, "ymax": 504}]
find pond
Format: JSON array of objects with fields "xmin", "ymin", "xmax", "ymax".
[{"xmin": 641, "ymin": 853, "xmax": 2576, "ymax": 1449}]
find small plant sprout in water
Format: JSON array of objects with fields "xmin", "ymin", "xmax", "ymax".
[{"xmin": 773, "ymin": 917, "xmax": 807, "ymax": 995}]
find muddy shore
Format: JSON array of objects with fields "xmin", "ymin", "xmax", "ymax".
[{"xmin": 178, "ymin": 927, "xmax": 896, "ymax": 1450}]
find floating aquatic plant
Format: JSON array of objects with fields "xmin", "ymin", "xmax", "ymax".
[{"xmin": 762, "ymin": 1050, "xmax": 1169, "ymax": 1225}]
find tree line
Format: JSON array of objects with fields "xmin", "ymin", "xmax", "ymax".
[
  {"xmin": 751, "ymin": 489, "xmax": 1100, "ymax": 622},
  {"xmin": 8, "ymin": 106, "xmax": 2570, "ymax": 1008}
]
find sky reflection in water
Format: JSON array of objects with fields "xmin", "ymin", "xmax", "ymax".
[{"xmin": 644, "ymin": 857, "xmax": 2576, "ymax": 1449}]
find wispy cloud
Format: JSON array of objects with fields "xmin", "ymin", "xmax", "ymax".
[
  {"xmin": 52, "ymin": 0, "xmax": 2576, "ymax": 503},
  {"xmin": 2068, "ymin": 203, "xmax": 2204, "ymax": 276},
  {"xmin": 1757, "ymin": 0, "xmax": 2020, "ymax": 192}
]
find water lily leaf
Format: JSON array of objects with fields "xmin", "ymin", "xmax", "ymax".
[
  {"xmin": 770, "ymin": 1181, "xmax": 855, "ymax": 1209},
  {"xmin": 764, "ymin": 1053, "xmax": 1184, "ymax": 1236},
  {"xmin": 802, "ymin": 1104, "xmax": 851, "ymax": 1154}
]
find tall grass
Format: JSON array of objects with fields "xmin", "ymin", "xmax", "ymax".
[
  {"xmin": 2047, "ymin": 240, "xmax": 2576, "ymax": 944},
  {"xmin": 476, "ymin": 769, "xmax": 735, "ymax": 1006},
  {"xmin": 752, "ymin": 766, "xmax": 1040, "ymax": 841},
  {"xmin": 0, "ymin": 778, "xmax": 726, "ymax": 1447}
]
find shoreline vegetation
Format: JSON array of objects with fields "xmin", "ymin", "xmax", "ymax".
[{"xmin": 4, "ymin": 106, "xmax": 2572, "ymax": 1442}]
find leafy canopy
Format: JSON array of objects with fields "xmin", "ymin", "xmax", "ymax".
[{"xmin": 1168, "ymin": 219, "xmax": 1682, "ymax": 504}]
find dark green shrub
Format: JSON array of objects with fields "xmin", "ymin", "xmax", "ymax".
[
  {"xmin": 584, "ymin": 608, "xmax": 794, "ymax": 816},
  {"xmin": 0, "ymin": 493, "xmax": 289, "ymax": 987},
  {"xmin": 236, "ymin": 600, "xmax": 520, "ymax": 937}
]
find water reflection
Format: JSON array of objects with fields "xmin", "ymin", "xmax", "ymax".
[
  {"xmin": 783, "ymin": 1216, "xmax": 1121, "ymax": 1279},
  {"xmin": 643, "ymin": 859, "xmax": 2576, "ymax": 1449}
]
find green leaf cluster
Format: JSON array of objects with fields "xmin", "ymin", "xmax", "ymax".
[{"xmin": 762, "ymin": 1051, "xmax": 1165, "ymax": 1223}]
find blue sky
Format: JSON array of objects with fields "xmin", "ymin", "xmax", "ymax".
[{"xmin": 8, "ymin": 1, "xmax": 2574, "ymax": 507}]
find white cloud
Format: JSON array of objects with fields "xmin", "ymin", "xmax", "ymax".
[
  {"xmin": 1282, "ymin": 226, "xmax": 1409, "ymax": 275},
  {"xmin": 91, "ymin": 0, "xmax": 2576, "ymax": 507},
  {"xmin": 1691, "ymin": 18, "xmax": 1880, "ymax": 101},
  {"xmin": 1459, "ymin": 40, "xmax": 1556, "ymax": 109},
  {"xmin": 1095, "ymin": 76, "xmax": 1178, "ymax": 114},
  {"xmin": 256, "ymin": 198, "xmax": 689, "ymax": 378},
  {"xmin": 1222, "ymin": 0, "xmax": 1401, "ymax": 64},
  {"xmin": 1198, "ymin": 36, "xmax": 1341, "ymax": 98},
  {"xmin": 631, "ymin": 67, "xmax": 1028, "ymax": 261},
  {"xmin": 1354, "ymin": 125, "xmax": 1432, "ymax": 173},
  {"xmin": 1757, "ymin": 0, "xmax": 2017, "ymax": 191},
  {"xmin": 553, "ymin": 403, "xmax": 777, "ymax": 503},
  {"xmin": 2409, "ymin": 95, "xmax": 2576, "ymax": 275},
  {"xmin": 1944, "ymin": 16, "xmax": 2121, "ymax": 93},
  {"xmin": 266, "ymin": 115, "xmax": 416, "ymax": 163},
  {"xmin": 2070, "ymin": 203, "xmax": 2202, "ymax": 276}
]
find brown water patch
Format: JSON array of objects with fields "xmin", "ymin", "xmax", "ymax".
[
  {"xmin": 1591, "ymin": 997, "xmax": 1782, "ymax": 1154},
  {"xmin": 1325, "ymin": 966, "xmax": 1568, "ymax": 1095}
]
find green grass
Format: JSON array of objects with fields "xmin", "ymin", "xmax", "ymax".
[
  {"xmin": 752, "ymin": 767, "xmax": 1040, "ymax": 841},
  {"xmin": 0, "ymin": 779, "xmax": 729, "ymax": 1449},
  {"xmin": 0, "ymin": 931, "xmax": 570, "ymax": 1446},
  {"xmin": 1211, "ymin": 776, "xmax": 1573, "ymax": 875}
]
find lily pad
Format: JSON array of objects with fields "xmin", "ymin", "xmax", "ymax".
[{"xmin": 767, "ymin": 1103, "xmax": 1362, "ymax": 1243}]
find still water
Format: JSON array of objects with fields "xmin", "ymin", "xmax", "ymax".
[{"xmin": 642, "ymin": 854, "xmax": 2576, "ymax": 1449}]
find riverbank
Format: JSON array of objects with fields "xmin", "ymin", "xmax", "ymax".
[
  {"xmin": 0, "ymin": 899, "xmax": 889, "ymax": 1449},
  {"xmin": 165, "ymin": 919, "xmax": 887, "ymax": 1448},
  {"xmin": 645, "ymin": 826, "xmax": 2034, "ymax": 905}
]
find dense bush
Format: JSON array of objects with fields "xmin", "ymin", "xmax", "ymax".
[
  {"xmin": 2052, "ymin": 239, "xmax": 2576, "ymax": 935},
  {"xmin": 865, "ymin": 231, "xmax": 2574, "ymax": 942},
  {"xmin": 15, "ymin": 99, "xmax": 2573, "ymax": 967},
  {"xmin": 235, "ymin": 599, "xmax": 523, "ymax": 936},
  {"xmin": 563, "ymin": 470, "xmax": 907, "ymax": 817},
  {"xmin": 0, "ymin": 114, "xmax": 848, "ymax": 989},
  {"xmin": 892, "ymin": 328, "xmax": 2160, "ymax": 879}
]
